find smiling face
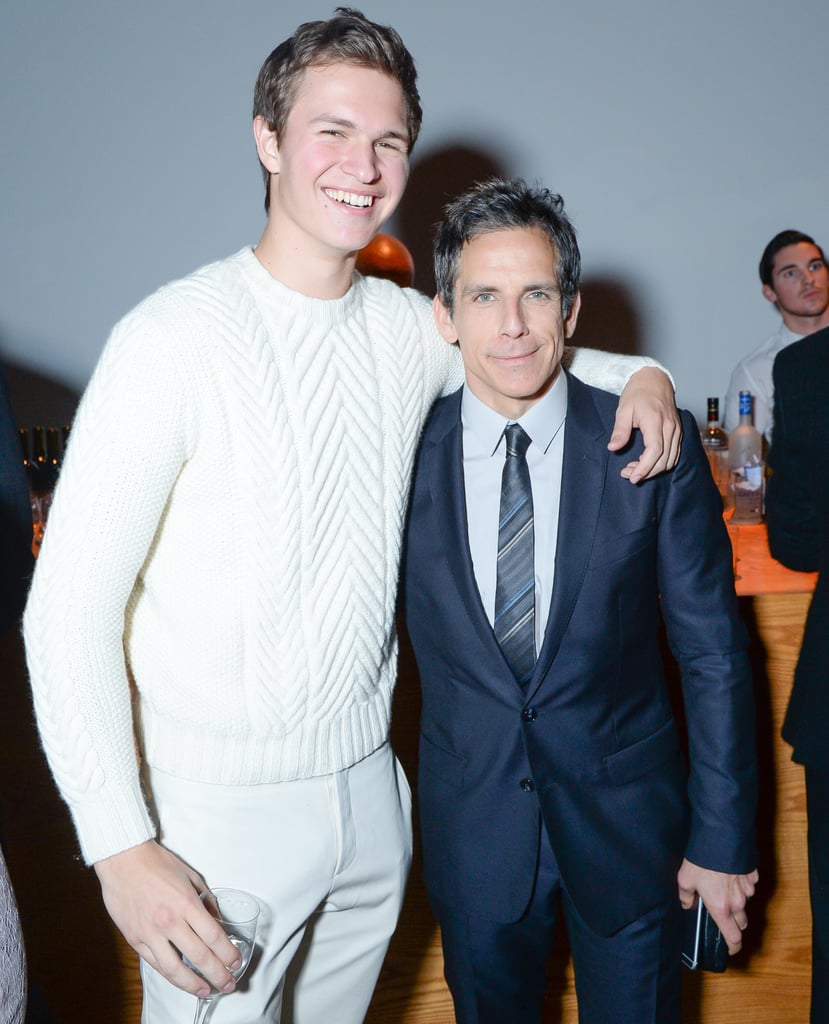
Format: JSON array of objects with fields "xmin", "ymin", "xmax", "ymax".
[
  {"xmin": 763, "ymin": 242, "xmax": 829, "ymax": 330},
  {"xmin": 254, "ymin": 63, "xmax": 410, "ymax": 293},
  {"xmin": 434, "ymin": 227, "xmax": 581, "ymax": 419}
]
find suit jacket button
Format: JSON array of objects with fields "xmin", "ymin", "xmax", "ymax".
[
  {"xmin": 520, "ymin": 778, "xmax": 535, "ymax": 792},
  {"xmin": 522, "ymin": 708, "xmax": 537, "ymax": 722}
]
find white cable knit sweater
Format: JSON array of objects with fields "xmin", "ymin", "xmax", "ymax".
[{"xmin": 24, "ymin": 247, "xmax": 659, "ymax": 865}]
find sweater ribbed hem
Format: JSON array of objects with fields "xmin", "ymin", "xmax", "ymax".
[{"xmin": 139, "ymin": 692, "xmax": 392, "ymax": 786}]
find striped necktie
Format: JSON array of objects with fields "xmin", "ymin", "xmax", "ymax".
[{"xmin": 494, "ymin": 422, "xmax": 536, "ymax": 686}]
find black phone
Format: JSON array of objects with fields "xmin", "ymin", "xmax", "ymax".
[{"xmin": 681, "ymin": 898, "xmax": 728, "ymax": 972}]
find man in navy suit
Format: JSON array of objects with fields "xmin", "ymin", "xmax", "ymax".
[{"xmin": 403, "ymin": 178, "xmax": 759, "ymax": 1024}]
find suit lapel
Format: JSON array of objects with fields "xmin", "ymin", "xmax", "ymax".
[
  {"xmin": 529, "ymin": 374, "xmax": 608, "ymax": 695},
  {"xmin": 423, "ymin": 391, "xmax": 513, "ymax": 669}
]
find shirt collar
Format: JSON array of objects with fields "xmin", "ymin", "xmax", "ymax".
[
  {"xmin": 460, "ymin": 370, "xmax": 568, "ymax": 457},
  {"xmin": 778, "ymin": 321, "xmax": 805, "ymax": 344}
]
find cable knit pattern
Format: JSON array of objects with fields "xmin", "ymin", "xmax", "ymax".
[
  {"xmin": 24, "ymin": 247, "xmax": 661, "ymax": 865},
  {"xmin": 0, "ymin": 849, "xmax": 25, "ymax": 1024}
]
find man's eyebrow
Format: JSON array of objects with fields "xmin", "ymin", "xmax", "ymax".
[
  {"xmin": 311, "ymin": 114, "xmax": 357, "ymax": 129},
  {"xmin": 460, "ymin": 282, "xmax": 498, "ymax": 297},
  {"xmin": 377, "ymin": 126, "xmax": 410, "ymax": 143}
]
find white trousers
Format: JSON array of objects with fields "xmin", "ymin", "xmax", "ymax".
[{"xmin": 139, "ymin": 741, "xmax": 412, "ymax": 1024}]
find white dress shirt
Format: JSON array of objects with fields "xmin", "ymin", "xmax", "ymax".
[{"xmin": 461, "ymin": 372, "xmax": 567, "ymax": 653}]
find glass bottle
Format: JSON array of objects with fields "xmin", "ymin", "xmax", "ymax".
[
  {"xmin": 728, "ymin": 391, "xmax": 764, "ymax": 523},
  {"xmin": 700, "ymin": 397, "xmax": 729, "ymax": 506}
]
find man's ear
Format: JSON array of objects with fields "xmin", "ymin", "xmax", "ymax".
[
  {"xmin": 761, "ymin": 283, "xmax": 779, "ymax": 306},
  {"xmin": 433, "ymin": 293, "xmax": 459, "ymax": 345},
  {"xmin": 563, "ymin": 290, "xmax": 582, "ymax": 339},
  {"xmin": 253, "ymin": 116, "xmax": 280, "ymax": 174}
]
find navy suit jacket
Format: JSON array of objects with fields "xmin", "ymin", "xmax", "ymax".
[
  {"xmin": 403, "ymin": 372, "xmax": 757, "ymax": 937},
  {"xmin": 767, "ymin": 326, "xmax": 829, "ymax": 768}
]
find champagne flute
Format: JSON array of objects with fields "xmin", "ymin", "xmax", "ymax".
[{"xmin": 182, "ymin": 887, "xmax": 260, "ymax": 1024}]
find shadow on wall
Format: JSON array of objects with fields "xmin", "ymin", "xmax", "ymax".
[{"xmin": 576, "ymin": 278, "xmax": 644, "ymax": 356}]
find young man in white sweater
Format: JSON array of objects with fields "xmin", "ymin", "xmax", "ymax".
[{"xmin": 24, "ymin": 9, "xmax": 681, "ymax": 1023}]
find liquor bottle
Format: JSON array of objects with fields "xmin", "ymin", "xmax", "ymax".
[
  {"xmin": 728, "ymin": 391, "xmax": 764, "ymax": 523},
  {"xmin": 45, "ymin": 427, "xmax": 61, "ymax": 489},
  {"xmin": 700, "ymin": 397, "xmax": 729, "ymax": 505}
]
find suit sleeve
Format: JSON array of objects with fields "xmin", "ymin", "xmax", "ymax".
[
  {"xmin": 656, "ymin": 413, "xmax": 757, "ymax": 873},
  {"xmin": 766, "ymin": 362, "xmax": 821, "ymax": 572}
]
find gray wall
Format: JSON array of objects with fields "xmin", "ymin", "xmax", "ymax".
[{"xmin": 2, "ymin": 0, "xmax": 828, "ymax": 425}]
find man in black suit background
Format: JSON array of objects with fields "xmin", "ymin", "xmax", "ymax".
[
  {"xmin": 767, "ymin": 325, "xmax": 829, "ymax": 1024},
  {"xmin": 403, "ymin": 178, "xmax": 759, "ymax": 1024}
]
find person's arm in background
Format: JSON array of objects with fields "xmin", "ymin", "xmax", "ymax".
[
  {"xmin": 0, "ymin": 360, "xmax": 30, "ymax": 1020},
  {"xmin": 0, "ymin": 363, "xmax": 33, "ymax": 637}
]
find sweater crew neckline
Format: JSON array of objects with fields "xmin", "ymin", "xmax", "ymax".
[{"xmin": 235, "ymin": 247, "xmax": 363, "ymax": 327}]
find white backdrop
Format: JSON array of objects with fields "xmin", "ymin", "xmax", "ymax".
[{"xmin": 2, "ymin": 0, "xmax": 828, "ymax": 424}]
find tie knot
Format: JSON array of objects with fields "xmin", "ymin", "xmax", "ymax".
[{"xmin": 504, "ymin": 422, "xmax": 531, "ymax": 460}]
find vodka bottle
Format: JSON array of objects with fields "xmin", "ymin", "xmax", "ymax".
[
  {"xmin": 728, "ymin": 391, "xmax": 764, "ymax": 523},
  {"xmin": 700, "ymin": 397, "xmax": 729, "ymax": 505}
]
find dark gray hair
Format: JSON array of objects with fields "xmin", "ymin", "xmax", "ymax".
[{"xmin": 433, "ymin": 177, "xmax": 581, "ymax": 315}]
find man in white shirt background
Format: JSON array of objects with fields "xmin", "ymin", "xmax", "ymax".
[{"xmin": 723, "ymin": 229, "xmax": 829, "ymax": 441}]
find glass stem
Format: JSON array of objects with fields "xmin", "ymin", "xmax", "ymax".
[{"xmin": 193, "ymin": 996, "xmax": 215, "ymax": 1024}]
